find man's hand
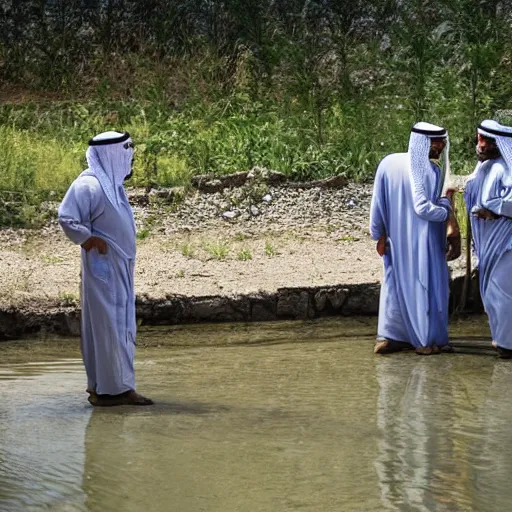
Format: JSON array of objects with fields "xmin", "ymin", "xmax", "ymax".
[
  {"xmin": 446, "ymin": 212, "xmax": 461, "ymax": 261},
  {"xmin": 81, "ymin": 236, "xmax": 108, "ymax": 254},
  {"xmin": 444, "ymin": 187, "xmax": 457, "ymax": 201},
  {"xmin": 446, "ymin": 235, "xmax": 461, "ymax": 261},
  {"xmin": 473, "ymin": 208, "xmax": 499, "ymax": 220},
  {"xmin": 376, "ymin": 235, "xmax": 387, "ymax": 257}
]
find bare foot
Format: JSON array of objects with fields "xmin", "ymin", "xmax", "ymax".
[
  {"xmin": 374, "ymin": 339, "xmax": 413, "ymax": 354},
  {"xmin": 415, "ymin": 346, "xmax": 441, "ymax": 356}
]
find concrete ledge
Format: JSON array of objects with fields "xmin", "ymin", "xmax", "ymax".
[{"xmin": 0, "ymin": 274, "xmax": 482, "ymax": 340}]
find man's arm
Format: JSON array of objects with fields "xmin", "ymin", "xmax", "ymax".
[
  {"xmin": 477, "ymin": 162, "xmax": 512, "ymax": 218},
  {"xmin": 369, "ymin": 164, "xmax": 389, "ymax": 256},
  {"xmin": 410, "ymin": 163, "xmax": 452, "ymax": 222},
  {"xmin": 58, "ymin": 177, "xmax": 107, "ymax": 252},
  {"xmin": 412, "ymin": 188, "xmax": 451, "ymax": 222},
  {"xmin": 369, "ymin": 165, "xmax": 386, "ymax": 242}
]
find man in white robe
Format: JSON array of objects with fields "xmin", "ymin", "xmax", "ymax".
[
  {"xmin": 370, "ymin": 122, "xmax": 461, "ymax": 355},
  {"xmin": 59, "ymin": 131, "xmax": 153, "ymax": 405},
  {"xmin": 465, "ymin": 119, "xmax": 512, "ymax": 358}
]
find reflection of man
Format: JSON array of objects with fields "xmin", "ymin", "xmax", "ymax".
[
  {"xmin": 374, "ymin": 356, "xmax": 492, "ymax": 512},
  {"xmin": 58, "ymin": 131, "xmax": 152, "ymax": 406},
  {"xmin": 472, "ymin": 362, "xmax": 512, "ymax": 511},
  {"xmin": 465, "ymin": 120, "xmax": 512, "ymax": 358},
  {"xmin": 370, "ymin": 122, "xmax": 460, "ymax": 356},
  {"xmin": 375, "ymin": 358, "xmax": 432, "ymax": 511}
]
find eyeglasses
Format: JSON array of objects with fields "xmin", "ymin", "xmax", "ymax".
[{"xmin": 123, "ymin": 141, "xmax": 135, "ymax": 149}]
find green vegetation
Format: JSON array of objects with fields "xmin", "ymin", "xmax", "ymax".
[
  {"xmin": 454, "ymin": 192, "xmax": 469, "ymax": 238},
  {"xmin": 237, "ymin": 248, "xmax": 253, "ymax": 261},
  {"xmin": 58, "ymin": 291, "xmax": 80, "ymax": 306},
  {"xmin": 180, "ymin": 243, "xmax": 195, "ymax": 259},
  {"xmin": 205, "ymin": 240, "xmax": 230, "ymax": 260},
  {"xmin": 136, "ymin": 228, "xmax": 150, "ymax": 240},
  {"xmin": 1, "ymin": 1, "xmax": 511, "ymax": 227},
  {"xmin": 264, "ymin": 241, "xmax": 278, "ymax": 257}
]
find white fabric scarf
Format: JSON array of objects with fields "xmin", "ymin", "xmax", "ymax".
[
  {"xmin": 478, "ymin": 120, "xmax": 512, "ymax": 182},
  {"xmin": 408, "ymin": 123, "xmax": 450, "ymax": 206},
  {"xmin": 86, "ymin": 131, "xmax": 134, "ymax": 211}
]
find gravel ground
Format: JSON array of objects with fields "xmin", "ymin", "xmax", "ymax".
[{"xmin": 0, "ymin": 181, "xmax": 466, "ymax": 310}]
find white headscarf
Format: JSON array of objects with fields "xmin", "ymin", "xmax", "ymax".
[
  {"xmin": 478, "ymin": 119, "xmax": 512, "ymax": 176},
  {"xmin": 408, "ymin": 122, "xmax": 450, "ymax": 205},
  {"xmin": 86, "ymin": 131, "xmax": 134, "ymax": 210}
]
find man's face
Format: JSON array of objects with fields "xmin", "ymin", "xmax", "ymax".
[
  {"xmin": 429, "ymin": 137, "xmax": 446, "ymax": 160},
  {"xmin": 123, "ymin": 140, "xmax": 135, "ymax": 181},
  {"xmin": 476, "ymin": 134, "xmax": 500, "ymax": 162}
]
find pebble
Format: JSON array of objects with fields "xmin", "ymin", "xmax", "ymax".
[{"xmin": 0, "ymin": 183, "xmax": 375, "ymax": 241}]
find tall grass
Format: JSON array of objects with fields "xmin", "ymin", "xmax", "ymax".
[
  {"xmin": 0, "ymin": 94, "xmax": 478, "ymax": 194},
  {"xmin": 0, "ymin": 90, "xmax": 481, "ymax": 228},
  {"xmin": 454, "ymin": 192, "xmax": 469, "ymax": 239},
  {"xmin": 0, "ymin": 126, "xmax": 82, "ymax": 193}
]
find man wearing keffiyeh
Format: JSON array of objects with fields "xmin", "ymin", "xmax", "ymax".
[
  {"xmin": 370, "ymin": 122, "xmax": 461, "ymax": 355},
  {"xmin": 59, "ymin": 131, "xmax": 153, "ymax": 406},
  {"xmin": 465, "ymin": 119, "xmax": 512, "ymax": 358}
]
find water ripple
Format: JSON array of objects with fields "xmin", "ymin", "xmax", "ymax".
[{"xmin": 0, "ymin": 324, "xmax": 510, "ymax": 511}]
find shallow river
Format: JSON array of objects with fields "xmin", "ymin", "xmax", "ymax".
[{"xmin": 0, "ymin": 317, "xmax": 510, "ymax": 512}]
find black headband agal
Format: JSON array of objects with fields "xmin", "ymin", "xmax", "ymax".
[
  {"xmin": 411, "ymin": 126, "xmax": 447, "ymax": 137},
  {"xmin": 88, "ymin": 132, "xmax": 130, "ymax": 146},
  {"xmin": 478, "ymin": 123, "xmax": 512, "ymax": 138}
]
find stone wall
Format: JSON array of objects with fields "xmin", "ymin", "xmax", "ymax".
[{"xmin": 0, "ymin": 274, "xmax": 482, "ymax": 340}]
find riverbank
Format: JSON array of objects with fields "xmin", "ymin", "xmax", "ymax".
[{"xmin": 0, "ymin": 174, "xmax": 472, "ymax": 339}]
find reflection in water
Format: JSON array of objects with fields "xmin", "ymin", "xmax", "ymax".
[
  {"xmin": 375, "ymin": 356, "xmax": 494, "ymax": 512},
  {"xmin": 472, "ymin": 362, "xmax": 512, "ymax": 512},
  {"xmin": 81, "ymin": 339, "xmax": 381, "ymax": 512},
  {"xmin": 0, "ymin": 360, "xmax": 90, "ymax": 512},
  {"xmin": 1, "ymin": 320, "xmax": 512, "ymax": 511}
]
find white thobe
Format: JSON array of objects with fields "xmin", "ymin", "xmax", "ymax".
[
  {"xmin": 58, "ymin": 170, "xmax": 137, "ymax": 395},
  {"xmin": 465, "ymin": 157, "xmax": 512, "ymax": 349},
  {"xmin": 370, "ymin": 153, "xmax": 452, "ymax": 348}
]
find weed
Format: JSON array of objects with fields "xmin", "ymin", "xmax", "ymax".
[
  {"xmin": 264, "ymin": 240, "xmax": 278, "ymax": 257},
  {"xmin": 181, "ymin": 243, "xmax": 195, "ymax": 258},
  {"xmin": 43, "ymin": 255, "xmax": 65, "ymax": 264},
  {"xmin": 206, "ymin": 240, "xmax": 230, "ymax": 260},
  {"xmin": 235, "ymin": 232, "xmax": 248, "ymax": 242},
  {"xmin": 454, "ymin": 192, "xmax": 468, "ymax": 239},
  {"xmin": 58, "ymin": 291, "xmax": 79, "ymax": 306},
  {"xmin": 237, "ymin": 248, "xmax": 252, "ymax": 261},
  {"xmin": 136, "ymin": 228, "xmax": 150, "ymax": 240}
]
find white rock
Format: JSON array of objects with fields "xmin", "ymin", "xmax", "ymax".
[{"xmin": 222, "ymin": 211, "xmax": 239, "ymax": 219}]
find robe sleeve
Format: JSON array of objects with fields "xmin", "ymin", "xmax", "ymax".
[
  {"xmin": 409, "ymin": 161, "xmax": 450, "ymax": 222},
  {"xmin": 413, "ymin": 191, "xmax": 451, "ymax": 222},
  {"xmin": 481, "ymin": 163, "xmax": 512, "ymax": 218},
  {"xmin": 369, "ymin": 163, "xmax": 386, "ymax": 241},
  {"xmin": 58, "ymin": 176, "xmax": 104, "ymax": 245}
]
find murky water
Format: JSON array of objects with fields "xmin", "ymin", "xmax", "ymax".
[{"xmin": 0, "ymin": 317, "xmax": 511, "ymax": 512}]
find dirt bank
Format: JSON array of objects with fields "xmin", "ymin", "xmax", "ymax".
[{"xmin": 0, "ymin": 174, "xmax": 473, "ymax": 339}]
